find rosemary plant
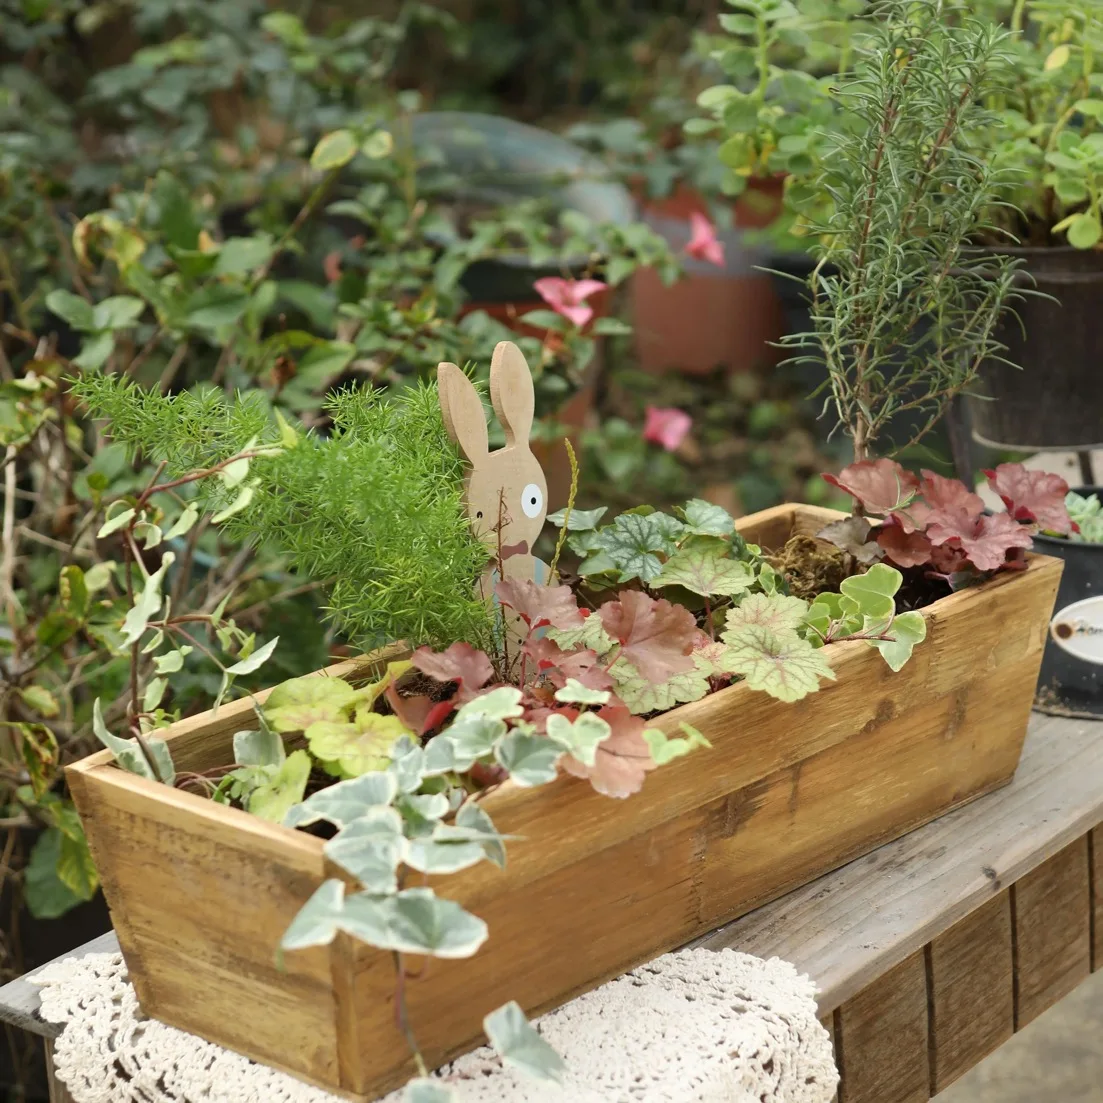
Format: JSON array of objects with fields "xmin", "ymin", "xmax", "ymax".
[{"xmin": 788, "ymin": 0, "xmax": 1023, "ymax": 463}]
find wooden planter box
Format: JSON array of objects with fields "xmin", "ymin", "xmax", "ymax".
[{"xmin": 68, "ymin": 504, "xmax": 1063, "ymax": 1100}]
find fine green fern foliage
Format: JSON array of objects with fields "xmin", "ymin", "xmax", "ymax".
[{"xmin": 72, "ymin": 373, "xmax": 493, "ymax": 650}]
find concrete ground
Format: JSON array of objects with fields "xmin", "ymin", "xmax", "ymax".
[{"xmin": 934, "ymin": 969, "xmax": 1103, "ymax": 1101}]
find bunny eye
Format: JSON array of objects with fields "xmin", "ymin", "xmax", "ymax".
[{"xmin": 520, "ymin": 483, "xmax": 543, "ymax": 519}]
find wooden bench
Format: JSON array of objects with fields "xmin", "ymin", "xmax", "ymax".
[{"xmin": 5, "ymin": 711, "xmax": 1100, "ymax": 1102}]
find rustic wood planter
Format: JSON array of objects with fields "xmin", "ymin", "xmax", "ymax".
[{"xmin": 67, "ymin": 504, "xmax": 1063, "ymax": 1100}]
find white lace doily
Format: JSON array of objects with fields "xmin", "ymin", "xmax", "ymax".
[{"xmin": 32, "ymin": 949, "xmax": 837, "ymax": 1103}]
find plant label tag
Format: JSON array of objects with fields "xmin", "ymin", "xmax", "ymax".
[{"xmin": 1050, "ymin": 596, "xmax": 1103, "ymax": 666}]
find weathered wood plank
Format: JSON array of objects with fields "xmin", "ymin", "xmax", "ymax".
[
  {"xmin": 819, "ymin": 1015, "xmax": 839, "ymax": 1103},
  {"xmin": 700, "ymin": 713, "xmax": 1103, "ymax": 1015},
  {"xmin": 836, "ymin": 951, "xmax": 929, "ymax": 1103},
  {"xmin": 927, "ymin": 891, "xmax": 1014, "ymax": 1093},
  {"xmin": 1091, "ymin": 826, "xmax": 1102, "ymax": 972},
  {"xmin": 1012, "ymin": 836, "xmax": 1092, "ymax": 1028}
]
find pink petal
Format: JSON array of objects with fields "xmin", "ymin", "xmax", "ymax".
[
  {"xmin": 559, "ymin": 302, "xmax": 593, "ymax": 327},
  {"xmin": 685, "ymin": 212, "xmax": 725, "ymax": 268},
  {"xmin": 569, "ymin": 279, "xmax": 608, "ymax": 302},
  {"xmin": 643, "ymin": 406, "xmax": 693, "ymax": 452},
  {"xmin": 533, "ymin": 276, "xmax": 571, "ymax": 309}
]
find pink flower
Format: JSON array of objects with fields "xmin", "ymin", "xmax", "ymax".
[
  {"xmin": 643, "ymin": 406, "xmax": 693, "ymax": 452},
  {"xmin": 685, "ymin": 212, "xmax": 725, "ymax": 267},
  {"xmin": 533, "ymin": 277, "xmax": 607, "ymax": 328}
]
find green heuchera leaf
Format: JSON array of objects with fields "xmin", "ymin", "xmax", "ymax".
[
  {"xmin": 283, "ymin": 771, "xmax": 398, "ymax": 828},
  {"xmin": 593, "ymin": 511, "xmax": 684, "ymax": 582},
  {"xmin": 610, "ymin": 652, "xmax": 712, "ymax": 714},
  {"xmin": 484, "ymin": 1000, "xmax": 566, "ymax": 1084},
  {"xmin": 247, "ymin": 750, "xmax": 312, "ymax": 823},
  {"xmin": 651, "ymin": 538, "xmax": 755, "ymax": 597},
  {"xmin": 264, "ymin": 675, "xmax": 358, "ymax": 733},
  {"xmin": 869, "ymin": 611, "xmax": 927, "ymax": 672},
  {"xmin": 546, "ymin": 506, "xmax": 608, "ymax": 531},
  {"xmin": 839, "ymin": 563, "xmax": 901, "ymax": 622},
  {"xmin": 307, "ymin": 712, "xmax": 410, "ymax": 778},
  {"xmin": 92, "ymin": 698, "xmax": 175, "ymax": 783},
  {"xmin": 496, "ymin": 730, "xmax": 562, "ymax": 786},
  {"xmin": 679, "ymin": 498, "xmax": 735, "ymax": 537},
  {"xmin": 545, "ymin": 712, "xmax": 611, "ymax": 767},
  {"xmin": 644, "ymin": 722, "xmax": 712, "ymax": 766},
  {"xmin": 723, "ymin": 592, "xmax": 810, "ymax": 636},
  {"xmin": 720, "ymin": 627, "xmax": 836, "ymax": 702}
]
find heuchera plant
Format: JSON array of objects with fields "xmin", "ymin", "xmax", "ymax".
[{"xmin": 821, "ymin": 459, "xmax": 1074, "ymax": 582}]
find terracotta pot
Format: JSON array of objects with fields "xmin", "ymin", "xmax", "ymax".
[{"xmin": 631, "ymin": 182, "xmax": 786, "ymax": 375}]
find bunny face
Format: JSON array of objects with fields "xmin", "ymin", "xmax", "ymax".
[{"xmin": 438, "ymin": 342, "xmax": 549, "ymax": 559}]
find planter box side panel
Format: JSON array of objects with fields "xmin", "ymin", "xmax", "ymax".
[
  {"xmin": 338, "ymin": 553, "xmax": 1062, "ymax": 1095},
  {"xmin": 67, "ymin": 766, "xmax": 341, "ymax": 1089}
]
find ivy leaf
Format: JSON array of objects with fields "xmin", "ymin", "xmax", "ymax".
[
  {"xmin": 92, "ymin": 698, "xmax": 175, "ymax": 783},
  {"xmin": 679, "ymin": 498, "xmax": 735, "ymax": 536},
  {"xmin": 233, "ymin": 727, "xmax": 284, "ymax": 767},
  {"xmin": 609, "ymin": 652, "xmax": 712, "ymax": 714},
  {"xmin": 496, "ymin": 730, "xmax": 562, "ymax": 786},
  {"xmin": 264, "ymin": 675, "xmax": 358, "ymax": 733},
  {"xmin": 643, "ymin": 722, "xmax": 712, "ymax": 765},
  {"xmin": 817, "ymin": 517, "xmax": 882, "ymax": 564},
  {"xmin": 98, "ymin": 506, "xmax": 136, "ymax": 539},
  {"xmin": 211, "ymin": 481, "xmax": 256, "ymax": 524},
  {"xmin": 495, "ymin": 579, "xmax": 584, "ymax": 629},
  {"xmin": 323, "ymin": 807, "xmax": 407, "ymax": 893},
  {"xmin": 651, "ymin": 538, "xmax": 755, "ymax": 597},
  {"xmin": 876, "ymin": 524, "xmax": 933, "ymax": 568},
  {"xmin": 405, "ymin": 834, "xmax": 488, "ymax": 875},
  {"xmin": 307, "ymin": 713, "xmax": 410, "ymax": 778},
  {"xmin": 985, "ymin": 464, "xmax": 1072, "ymax": 533},
  {"xmin": 838, "ymin": 563, "xmax": 901, "ymax": 622},
  {"xmin": 805, "ymin": 592, "xmax": 862, "ymax": 641},
  {"xmin": 441, "ymin": 713, "xmax": 507, "ymax": 770},
  {"xmin": 248, "ymin": 749, "xmax": 311, "ymax": 823},
  {"xmin": 395, "ymin": 792, "xmax": 450, "ymax": 838},
  {"xmin": 822, "ymin": 460, "xmax": 919, "ymax": 515},
  {"xmin": 379, "ymin": 887, "xmax": 489, "ymax": 958},
  {"xmin": 452, "ymin": 801, "xmax": 508, "ymax": 868},
  {"xmin": 411, "ymin": 642, "xmax": 494, "ymax": 704},
  {"xmin": 120, "ymin": 553, "xmax": 174, "ymax": 645},
  {"xmin": 594, "ymin": 512, "xmax": 684, "ymax": 582},
  {"xmin": 553, "ymin": 678, "xmax": 611, "ymax": 705},
  {"xmin": 456, "ymin": 686, "xmax": 524, "ymax": 723},
  {"xmin": 484, "ymin": 1001, "xmax": 566, "ymax": 1084},
  {"xmin": 545, "ymin": 712, "xmax": 611, "ymax": 767},
  {"xmin": 723, "ymin": 592, "xmax": 809, "ymax": 637},
  {"xmin": 224, "ymin": 635, "xmax": 279, "ymax": 676},
  {"xmin": 142, "ymin": 677, "xmax": 167, "ymax": 711},
  {"xmin": 869, "ymin": 611, "xmax": 927, "ymax": 672},
  {"xmin": 281, "ymin": 879, "xmax": 348, "ymax": 951},
  {"xmin": 560, "ymin": 705, "xmax": 657, "ymax": 798},
  {"xmin": 283, "ymin": 771, "xmax": 398, "ymax": 829},
  {"xmin": 546, "ymin": 506, "xmax": 607, "ymax": 531},
  {"xmin": 599, "ymin": 591, "xmax": 697, "ymax": 682},
  {"xmin": 720, "ymin": 628, "xmax": 836, "ymax": 702}
]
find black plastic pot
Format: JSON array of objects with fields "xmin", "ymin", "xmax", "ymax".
[
  {"xmin": 968, "ymin": 247, "xmax": 1103, "ymax": 451},
  {"xmin": 1034, "ymin": 486, "xmax": 1103, "ymax": 717}
]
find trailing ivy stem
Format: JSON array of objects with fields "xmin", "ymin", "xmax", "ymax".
[{"xmin": 392, "ymin": 952, "xmax": 429, "ymax": 1078}]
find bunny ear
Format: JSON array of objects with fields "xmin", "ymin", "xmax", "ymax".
[
  {"xmin": 437, "ymin": 361, "xmax": 489, "ymax": 462},
  {"xmin": 489, "ymin": 341, "xmax": 534, "ymax": 450}
]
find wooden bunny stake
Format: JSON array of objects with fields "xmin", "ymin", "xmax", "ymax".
[{"xmin": 438, "ymin": 342, "xmax": 550, "ymax": 635}]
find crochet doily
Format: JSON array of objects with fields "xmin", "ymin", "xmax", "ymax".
[{"xmin": 31, "ymin": 949, "xmax": 837, "ymax": 1103}]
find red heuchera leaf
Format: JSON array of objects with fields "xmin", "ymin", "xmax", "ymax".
[
  {"xmin": 929, "ymin": 542, "xmax": 971, "ymax": 577},
  {"xmin": 984, "ymin": 464, "xmax": 1072, "ymax": 533},
  {"xmin": 876, "ymin": 523, "xmax": 933, "ymax": 568},
  {"xmin": 495, "ymin": 579, "xmax": 584, "ymax": 630},
  {"xmin": 561, "ymin": 705, "xmax": 657, "ymax": 798},
  {"xmin": 919, "ymin": 470, "xmax": 985, "ymax": 517},
  {"xmin": 598, "ymin": 590, "xmax": 697, "ymax": 682},
  {"xmin": 928, "ymin": 510, "xmax": 1033, "ymax": 572},
  {"xmin": 410, "ymin": 642, "xmax": 494, "ymax": 705},
  {"xmin": 822, "ymin": 459, "xmax": 920, "ymax": 515},
  {"xmin": 521, "ymin": 638, "xmax": 614, "ymax": 691},
  {"xmin": 384, "ymin": 683, "xmax": 436, "ymax": 735}
]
